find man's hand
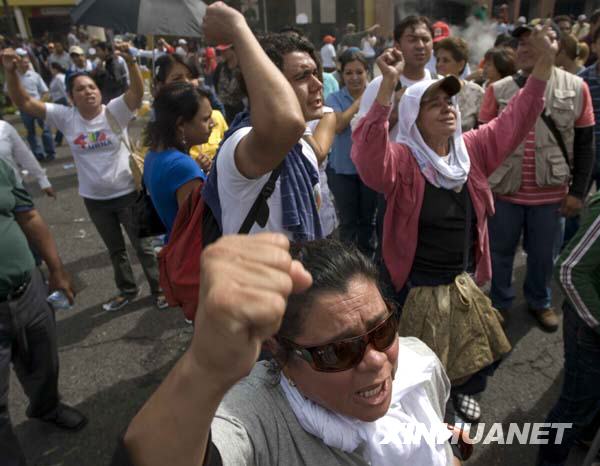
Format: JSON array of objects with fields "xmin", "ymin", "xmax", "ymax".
[
  {"xmin": 48, "ymin": 267, "xmax": 75, "ymax": 304},
  {"xmin": 202, "ymin": 1, "xmax": 248, "ymax": 46},
  {"xmin": 1, "ymin": 48, "xmax": 18, "ymax": 72},
  {"xmin": 376, "ymin": 48, "xmax": 405, "ymax": 84},
  {"xmin": 560, "ymin": 194, "xmax": 584, "ymax": 217},
  {"xmin": 114, "ymin": 42, "xmax": 135, "ymax": 64},
  {"xmin": 43, "ymin": 187, "xmax": 56, "ymax": 199},
  {"xmin": 367, "ymin": 24, "xmax": 380, "ymax": 33},
  {"xmin": 189, "ymin": 234, "xmax": 312, "ymax": 389}
]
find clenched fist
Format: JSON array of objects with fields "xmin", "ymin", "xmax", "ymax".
[
  {"xmin": 189, "ymin": 233, "xmax": 312, "ymax": 387},
  {"xmin": 202, "ymin": 1, "xmax": 248, "ymax": 47}
]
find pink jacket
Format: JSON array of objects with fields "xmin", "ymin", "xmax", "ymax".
[{"xmin": 351, "ymin": 77, "xmax": 547, "ymax": 291}]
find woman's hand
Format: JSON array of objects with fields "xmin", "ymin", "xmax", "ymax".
[
  {"xmin": 196, "ymin": 153, "xmax": 213, "ymax": 173},
  {"xmin": 375, "ymin": 49, "xmax": 404, "ymax": 107},
  {"xmin": 189, "ymin": 234, "xmax": 312, "ymax": 389},
  {"xmin": 530, "ymin": 21, "xmax": 559, "ymax": 61},
  {"xmin": 530, "ymin": 22, "xmax": 558, "ymax": 82}
]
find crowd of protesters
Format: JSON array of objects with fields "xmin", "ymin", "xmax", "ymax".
[{"xmin": 0, "ymin": 1, "xmax": 599, "ymax": 465}]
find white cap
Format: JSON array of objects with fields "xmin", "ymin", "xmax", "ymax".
[
  {"xmin": 178, "ymin": 38, "xmax": 187, "ymax": 45},
  {"xmin": 579, "ymin": 14, "xmax": 587, "ymax": 22},
  {"xmin": 517, "ymin": 16, "xmax": 527, "ymax": 25},
  {"xmin": 15, "ymin": 48, "xmax": 28, "ymax": 57}
]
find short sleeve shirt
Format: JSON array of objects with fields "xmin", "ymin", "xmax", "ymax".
[
  {"xmin": 45, "ymin": 95, "xmax": 136, "ymax": 200},
  {"xmin": 326, "ymin": 87, "xmax": 358, "ymax": 175},
  {"xmin": 143, "ymin": 148, "xmax": 206, "ymax": 239},
  {"xmin": 216, "ymin": 127, "xmax": 320, "ymax": 238},
  {"xmin": 0, "ymin": 159, "xmax": 35, "ymax": 296}
]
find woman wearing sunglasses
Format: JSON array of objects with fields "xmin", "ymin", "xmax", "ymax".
[
  {"xmin": 351, "ymin": 26, "xmax": 556, "ymax": 422},
  {"xmin": 118, "ymin": 234, "xmax": 467, "ymax": 466}
]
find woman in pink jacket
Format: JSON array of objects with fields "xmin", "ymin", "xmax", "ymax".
[{"xmin": 351, "ymin": 25, "xmax": 556, "ymax": 422}]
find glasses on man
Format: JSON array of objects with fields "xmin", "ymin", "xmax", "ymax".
[{"xmin": 278, "ymin": 303, "xmax": 399, "ymax": 373}]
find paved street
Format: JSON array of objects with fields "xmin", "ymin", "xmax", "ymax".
[{"xmin": 6, "ymin": 114, "xmax": 597, "ymax": 466}]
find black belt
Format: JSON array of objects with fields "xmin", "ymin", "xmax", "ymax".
[{"xmin": 0, "ymin": 273, "xmax": 32, "ymax": 303}]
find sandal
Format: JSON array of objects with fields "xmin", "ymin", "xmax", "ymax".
[
  {"xmin": 102, "ymin": 291, "xmax": 139, "ymax": 312},
  {"xmin": 453, "ymin": 394, "xmax": 481, "ymax": 423}
]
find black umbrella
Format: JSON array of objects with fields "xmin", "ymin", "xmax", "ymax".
[{"xmin": 71, "ymin": 0, "xmax": 207, "ymax": 37}]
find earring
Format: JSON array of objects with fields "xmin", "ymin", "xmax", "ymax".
[{"xmin": 181, "ymin": 134, "xmax": 187, "ymax": 150}]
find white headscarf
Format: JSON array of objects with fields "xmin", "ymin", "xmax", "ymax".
[
  {"xmin": 280, "ymin": 342, "xmax": 453, "ymax": 466},
  {"xmin": 396, "ymin": 78, "xmax": 471, "ymax": 191}
]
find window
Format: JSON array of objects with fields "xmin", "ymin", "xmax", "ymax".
[{"xmin": 320, "ymin": 0, "xmax": 336, "ymax": 24}]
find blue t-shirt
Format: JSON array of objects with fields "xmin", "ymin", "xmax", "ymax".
[
  {"xmin": 143, "ymin": 148, "xmax": 206, "ymax": 239},
  {"xmin": 325, "ymin": 87, "xmax": 357, "ymax": 175}
]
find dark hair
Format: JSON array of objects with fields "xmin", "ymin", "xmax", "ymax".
[
  {"xmin": 554, "ymin": 15, "xmax": 572, "ymax": 26},
  {"xmin": 279, "ymin": 25, "xmax": 305, "ymax": 37},
  {"xmin": 259, "ymin": 32, "xmax": 321, "ymax": 73},
  {"xmin": 592, "ymin": 9, "xmax": 600, "ymax": 25},
  {"xmin": 144, "ymin": 82, "xmax": 211, "ymax": 152},
  {"xmin": 393, "ymin": 15, "xmax": 433, "ymax": 43},
  {"xmin": 339, "ymin": 49, "xmax": 368, "ymax": 72},
  {"xmin": 559, "ymin": 33, "xmax": 582, "ymax": 60},
  {"xmin": 66, "ymin": 72, "xmax": 93, "ymax": 96},
  {"xmin": 50, "ymin": 62, "xmax": 66, "ymax": 74},
  {"xmin": 484, "ymin": 46, "xmax": 517, "ymax": 78},
  {"xmin": 153, "ymin": 53, "xmax": 200, "ymax": 84},
  {"xmin": 494, "ymin": 33, "xmax": 516, "ymax": 49},
  {"xmin": 272, "ymin": 239, "xmax": 382, "ymax": 367},
  {"xmin": 434, "ymin": 37, "xmax": 469, "ymax": 73},
  {"xmin": 95, "ymin": 41, "xmax": 110, "ymax": 52}
]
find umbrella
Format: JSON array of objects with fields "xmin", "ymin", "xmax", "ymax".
[{"xmin": 71, "ymin": 0, "xmax": 207, "ymax": 37}]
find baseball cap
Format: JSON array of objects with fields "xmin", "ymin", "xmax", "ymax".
[
  {"xmin": 69, "ymin": 45, "xmax": 84, "ymax": 55},
  {"xmin": 15, "ymin": 48, "xmax": 28, "ymax": 57},
  {"xmin": 323, "ymin": 35, "xmax": 336, "ymax": 44},
  {"xmin": 421, "ymin": 75, "xmax": 462, "ymax": 101},
  {"xmin": 512, "ymin": 19, "xmax": 561, "ymax": 40},
  {"xmin": 178, "ymin": 38, "xmax": 187, "ymax": 45},
  {"xmin": 432, "ymin": 21, "xmax": 451, "ymax": 43}
]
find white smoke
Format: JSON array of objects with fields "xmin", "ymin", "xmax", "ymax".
[{"xmin": 452, "ymin": 16, "xmax": 499, "ymax": 68}]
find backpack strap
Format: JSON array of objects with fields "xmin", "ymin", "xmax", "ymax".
[
  {"xmin": 512, "ymin": 74, "xmax": 571, "ymax": 168},
  {"xmin": 238, "ymin": 163, "xmax": 283, "ymax": 234}
]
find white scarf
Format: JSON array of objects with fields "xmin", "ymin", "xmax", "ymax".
[
  {"xmin": 280, "ymin": 343, "xmax": 452, "ymax": 466},
  {"xmin": 396, "ymin": 79, "xmax": 471, "ymax": 191},
  {"xmin": 353, "ymin": 77, "xmax": 471, "ymax": 191}
]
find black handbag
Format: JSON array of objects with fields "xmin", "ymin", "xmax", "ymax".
[{"xmin": 133, "ymin": 184, "xmax": 167, "ymax": 238}]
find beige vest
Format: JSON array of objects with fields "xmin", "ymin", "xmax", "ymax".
[{"xmin": 488, "ymin": 67, "xmax": 584, "ymax": 195}]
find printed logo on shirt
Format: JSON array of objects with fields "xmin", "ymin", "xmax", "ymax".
[{"xmin": 73, "ymin": 131, "xmax": 112, "ymax": 150}]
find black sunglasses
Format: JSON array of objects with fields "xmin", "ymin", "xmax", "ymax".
[{"xmin": 279, "ymin": 305, "xmax": 399, "ymax": 373}]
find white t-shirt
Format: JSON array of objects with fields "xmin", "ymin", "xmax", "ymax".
[
  {"xmin": 361, "ymin": 36, "xmax": 376, "ymax": 58},
  {"xmin": 0, "ymin": 121, "xmax": 50, "ymax": 189},
  {"xmin": 45, "ymin": 95, "xmax": 136, "ymax": 200},
  {"xmin": 356, "ymin": 71, "xmax": 432, "ymax": 141},
  {"xmin": 216, "ymin": 126, "xmax": 320, "ymax": 238},
  {"xmin": 320, "ymin": 43, "xmax": 337, "ymax": 69}
]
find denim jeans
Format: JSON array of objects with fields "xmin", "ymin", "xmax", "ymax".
[
  {"xmin": 83, "ymin": 191, "xmax": 161, "ymax": 296},
  {"xmin": 488, "ymin": 199, "xmax": 562, "ymax": 310},
  {"xmin": 537, "ymin": 301, "xmax": 600, "ymax": 466},
  {"xmin": 327, "ymin": 168, "xmax": 378, "ymax": 257},
  {"xmin": 20, "ymin": 112, "xmax": 55, "ymax": 160}
]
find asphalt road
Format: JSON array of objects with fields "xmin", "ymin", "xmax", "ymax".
[{"xmin": 6, "ymin": 115, "xmax": 597, "ymax": 466}]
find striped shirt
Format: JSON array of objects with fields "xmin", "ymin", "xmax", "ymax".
[
  {"xmin": 556, "ymin": 192, "xmax": 600, "ymax": 332},
  {"xmin": 479, "ymin": 81, "xmax": 595, "ymax": 206},
  {"xmin": 578, "ymin": 64, "xmax": 600, "ymax": 168}
]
